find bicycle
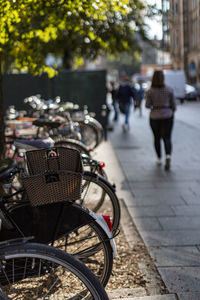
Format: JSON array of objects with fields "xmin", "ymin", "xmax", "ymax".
[
  {"xmin": 81, "ymin": 171, "xmax": 120, "ymax": 232},
  {"xmin": 54, "ymin": 101, "xmax": 104, "ymax": 150},
  {"xmin": 0, "ymin": 238, "xmax": 109, "ymax": 299},
  {"xmin": 23, "ymin": 95, "xmax": 103, "ymax": 151},
  {"xmin": 4, "ymin": 130, "xmax": 121, "ymax": 229},
  {"xmin": 0, "ymin": 154, "xmax": 117, "ymax": 286},
  {"xmin": 0, "ymin": 290, "xmax": 11, "ymax": 299},
  {"xmin": 4, "ymin": 142, "xmax": 120, "ymax": 232},
  {"xmin": 5, "ymin": 118, "xmax": 91, "ymax": 158}
]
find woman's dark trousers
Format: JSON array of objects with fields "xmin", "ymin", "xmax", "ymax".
[{"xmin": 150, "ymin": 117, "xmax": 174, "ymax": 158}]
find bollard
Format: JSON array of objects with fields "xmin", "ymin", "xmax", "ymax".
[{"xmin": 101, "ymin": 104, "xmax": 108, "ymax": 140}]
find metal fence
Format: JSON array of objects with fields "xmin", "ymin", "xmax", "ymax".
[{"xmin": 3, "ymin": 70, "xmax": 108, "ymax": 129}]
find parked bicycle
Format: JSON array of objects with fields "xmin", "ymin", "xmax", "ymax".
[
  {"xmin": 0, "ymin": 150, "xmax": 117, "ymax": 286},
  {"xmin": 0, "ymin": 237, "xmax": 109, "ymax": 299},
  {"xmin": 4, "ymin": 139, "xmax": 121, "ymax": 232},
  {"xmin": 22, "ymin": 95, "xmax": 104, "ymax": 150}
]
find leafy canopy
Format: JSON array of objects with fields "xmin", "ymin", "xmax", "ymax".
[{"xmin": 0, "ymin": 0, "xmax": 147, "ymax": 76}]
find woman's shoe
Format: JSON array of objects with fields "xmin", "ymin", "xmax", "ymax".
[
  {"xmin": 165, "ymin": 156, "xmax": 171, "ymax": 170},
  {"xmin": 122, "ymin": 123, "xmax": 129, "ymax": 132},
  {"xmin": 156, "ymin": 158, "xmax": 161, "ymax": 166}
]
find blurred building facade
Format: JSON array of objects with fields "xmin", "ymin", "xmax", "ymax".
[
  {"xmin": 169, "ymin": 0, "xmax": 200, "ymax": 85},
  {"xmin": 162, "ymin": 0, "xmax": 170, "ymax": 51},
  {"xmin": 140, "ymin": 0, "xmax": 172, "ymax": 76},
  {"xmin": 140, "ymin": 38, "xmax": 171, "ymax": 76}
]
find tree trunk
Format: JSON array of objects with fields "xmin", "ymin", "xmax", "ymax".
[
  {"xmin": 63, "ymin": 49, "xmax": 73, "ymax": 70},
  {"xmin": 0, "ymin": 56, "xmax": 5, "ymax": 159}
]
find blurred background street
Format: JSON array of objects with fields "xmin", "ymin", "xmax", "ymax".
[{"xmin": 103, "ymin": 100, "xmax": 200, "ymax": 299}]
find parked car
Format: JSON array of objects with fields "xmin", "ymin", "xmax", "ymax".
[
  {"xmin": 164, "ymin": 70, "xmax": 186, "ymax": 103},
  {"xmin": 185, "ymin": 84, "xmax": 198, "ymax": 101}
]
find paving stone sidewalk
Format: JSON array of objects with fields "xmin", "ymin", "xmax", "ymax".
[{"xmin": 96, "ymin": 101, "xmax": 200, "ymax": 300}]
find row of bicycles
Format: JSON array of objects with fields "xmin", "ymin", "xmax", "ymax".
[{"xmin": 0, "ymin": 96, "xmax": 121, "ymax": 299}]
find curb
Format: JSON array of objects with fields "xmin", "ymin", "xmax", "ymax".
[{"xmin": 93, "ymin": 141, "xmax": 169, "ymax": 298}]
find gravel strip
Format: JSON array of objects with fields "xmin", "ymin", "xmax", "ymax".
[{"xmin": 106, "ymin": 201, "xmax": 168, "ymax": 297}]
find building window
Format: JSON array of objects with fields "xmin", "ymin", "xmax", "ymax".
[{"xmin": 191, "ymin": 0, "xmax": 198, "ymax": 10}]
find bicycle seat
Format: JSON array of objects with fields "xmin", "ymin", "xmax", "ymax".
[
  {"xmin": 33, "ymin": 119, "xmax": 62, "ymax": 128},
  {"xmin": 57, "ymin": 123, "xmax": 73, "ymax": 134},
  {"xmin": 0, "ymin": 159, "xmax": 18, "ymax": 183}
]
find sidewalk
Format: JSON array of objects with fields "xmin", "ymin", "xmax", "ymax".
[{"xmin": 95, "ymin": 101, "xmax": 200, "ymax": 300}]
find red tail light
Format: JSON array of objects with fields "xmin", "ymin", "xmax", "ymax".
[
  {"xmin": 100, "ymin": 162, "xmax": 105, "ymax": 169},
  {"xmin": 102, "ymin": 215, "xmax": 112, "ymax": 231}
]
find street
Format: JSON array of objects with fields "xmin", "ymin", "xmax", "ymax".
[{"xmin": 105, "ymin": 100, "xmax": 200, "ymax": 300}]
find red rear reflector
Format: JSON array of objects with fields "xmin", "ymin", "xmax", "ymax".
[
  {"xmin": 102, "ymin": 215, "xmax": 112, "ymax": 231},
  {"xmin": 100, "ymin": 162, "xmax": 105, "ymax": 169}
]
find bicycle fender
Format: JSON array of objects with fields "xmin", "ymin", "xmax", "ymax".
[
  {"xmin": 0, "ymin": 202, "xmax": 94, "ymax": 244},
  {"xmin": 88, "ymin": 210, "xmax": 117, "ymax": 258},
  {"xmin": 0, "ymin": 237, "xmax": 34, "ymax": 249},
  {"xmin": 83, "ymin": 171, "xmax": 116, "ymax": 193}
]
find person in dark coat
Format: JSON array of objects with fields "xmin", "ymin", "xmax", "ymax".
[
  {"xmin": 117, "ymin": 75, "xmax": 135, "ymax": 131},
  {"xmin": 110, "ymin": 81, "xmax": 119, "ymax": 121},
  {"xmin": 132, "ymin": 83, "xmax": 145, "ymax": 117}
]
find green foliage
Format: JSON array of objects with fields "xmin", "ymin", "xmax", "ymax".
[
  {"xmin": 0, "ymin": 0, "xmax": 148, "ymax": 75},
  {"xmin": 0, "ymin": 0, "xmax": 155, "ymax": 158},
  {"xmin": 106, "ymin": 52, "xmax": 142, "ymax": 77},
  {"xmin": 51, "ymin": 0, "xmax": 148, "ymax": 68}
]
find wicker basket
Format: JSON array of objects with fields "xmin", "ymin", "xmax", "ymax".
[
  {"xmin": 25, "ymin": 146, "xmax": 83, "ymax": 175},
  {"xmin": 21, "ymin": 146, "xmax": 83, "ymax": 207},
  {"xmin": 21, "ymin": 170, "xmax": 82, "ymax": 207}
]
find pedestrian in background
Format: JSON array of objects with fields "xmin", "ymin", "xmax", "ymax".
[
  {"xmin": 132, "ymin": 83, "xmax": 145, "ymax": 117},
  {"xmin": 145, "ymin": 70, "xmax": 176, "ymax": 170},
  {"xmin": 117, "ymin": 74, "xmax": 135, "ymax": 132},
  {"xmin": 110, "ymin": 81, "xmax": 119, "ymax": 121}
]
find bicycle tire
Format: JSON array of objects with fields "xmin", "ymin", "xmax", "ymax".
[
  {"xmin": 80, "ymin": 171, "xmax": 121, "ymax": 233},
  {"xmin": 0, "ymin": 242, "xmax": 109, "ymax": 299},
  {"xmin": 88, "ymin": 117, "xmax": 104, "ymax": 146},
  {"xmin": 81, "ymin": 155, "xmax": 108, "ymax": 178},
  {"xmin": 0, "ymin": 290, "xmax": 11, "ymax": 300},
  {"xmin": 1, "ymin": 202, "xmax": 114, "ymax": 287},
  {"xmin": 78, "ymin": 121, "xmax": 99, "ymax": 149},
  {"xmin": 54, "ymin": 217, "xmax": 113, "ymax": 287},
  {"xmin": 54, "ymin": 138, "xmax": 91, "ymax": 156}
]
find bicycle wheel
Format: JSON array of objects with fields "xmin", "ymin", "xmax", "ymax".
[
  {"xmin": 54, "ymin": 138, "xmax": 91, "ymax": 156},
  {"xmin": 80, "ymin": 172, "xmax": 121, "ymax": 232},
  {"xmin": 78, "ymin": 121, "xmax": 99, "ymax": 149},
  {"xmin": 88, "ymin": 117, "xmax": 104, "ymax": 146},
  {"xmin": 0, "ymin": 290, "xmax": 11, "ymax": 300},
  {"xmin": 1, "ymin": 202, "xmax": 114, "ymax": 287},
  {"xmin": 0, "ymin": 242, "xmax": 109, "ymax": 299},
  {"xmin": 54, "ymin": 219, "xmax": 113, "ymax": 287},
  {"xmin": 81, "ymin": 154, "xmax": 108, "ymax": 178}
]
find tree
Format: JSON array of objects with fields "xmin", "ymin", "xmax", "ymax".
[
  {"xmin": 1, "ymin": 0, "xmax": 148, "ymax": 73},
  {"xmin": 0, "ymin": 0, "xmax": 63, "ymax": 157},
  {"xmin": 0, "ymin": 0, "xmax": 149, "ymax": 158},
  {"xmin": 105, "ymin": 52, "xmax": 142, "ymax": 77},
  {"xmin": 43, "ymin": 0, "xmax": 148, "ymax": 69}
]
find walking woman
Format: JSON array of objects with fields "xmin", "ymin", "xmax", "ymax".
[{"xmin": 145, "ymin": 70, "xmax": 176, "ymax": 170}]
